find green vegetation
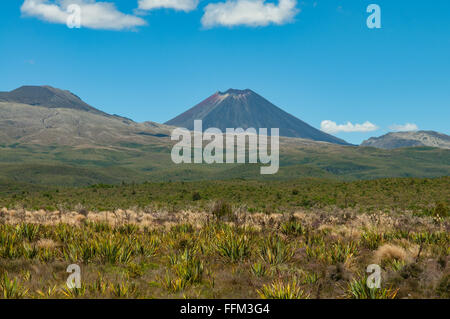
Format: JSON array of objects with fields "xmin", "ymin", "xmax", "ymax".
[
  {"xmin": 0, "ymin": 209, "xmax": 447, "ymax": 299},
  {"xmin": 0, "ymin": 142, "xmax": 448, "ymax": 186},
  {"xmin": 346, "ymin": 274, "xmax": 398, "ymax": 299},
  {"xmin": 0, "ymin": 177, "xmax": 448, "ymax": 299},
  {"xmin": 257, "ymin": 279, "xmax": 309, "ymax": 299},
  {"xmin": 1, "ymin": 177, "xmax": 448, "ymax": 215}
]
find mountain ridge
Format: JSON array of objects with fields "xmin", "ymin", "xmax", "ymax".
[
  {"xmin": 361, "ymin": 131, "xmax": 450, "ymax": 149},
  {"xmin": 0, "ymin": 85, "xmax": 111, "ymax": 116},
  {"xmin": 0, "ymin": 85, "xmax": 171, "ymax": 147}
]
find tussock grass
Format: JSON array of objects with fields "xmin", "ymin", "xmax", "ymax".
[
  {"xmin": 0, "ymin": 179, "xmax": 448, "ymax": 299},
  {"xmin": 0, "ymin": 272, "xmax": 29, "ymax": 298},
  {"xmin": 259, "ymin": 235, "xmax": 294, "ymax": 265},
  {"xmin": 257, "ymin": 279, "xmax": 309, "ymax": 299},
  {"xmin": 374, "ymin": 244, "xmax": 408, "ymax": 267},
  {"xmin": 214, "ymin": 228, "xmax": 251, "ymax": 262},
  {"xmin": 346, "ymin": 274, "xmax": 399, "ymax": 299}
]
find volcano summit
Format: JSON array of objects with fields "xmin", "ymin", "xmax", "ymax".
[{"xmin": 165, "ymin": 89, "xmax": 350, "ymax": 145}]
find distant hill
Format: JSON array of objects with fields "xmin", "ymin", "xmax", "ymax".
[
  {"xmin": 165, "ymin": 89, "xmax": 350, "ymax": 145},
  {"xmin": 0, "ymin": 85, "xmax": 109, "ymax": 116},
  {"xmin": 0, "ymin": 86, "xmax": 172, "ymax": 147},
  {"xmin": 361, "ymin": 131, "xmax": 450, "ymax": 149}
]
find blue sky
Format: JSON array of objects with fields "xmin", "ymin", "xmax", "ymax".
[{"xmin": 1, "ymin": 0, "xmax": 449, "ymax": 144}]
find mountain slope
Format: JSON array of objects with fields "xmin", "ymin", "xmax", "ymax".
[
  {"xmin": 361, "ymin": 131, "xmax": 450, "ymax": 149},
  {"xmin": 165, "ymin": 89, "xmax": 350, "ymax": 145},
  {"xmin": 1, "ymin": 136, "xmax": 449, "ymax": 186},
  {"xmin": 0, "ymin": 85, "xmax": 172, "ymax": 147},
  {"xmin": 0, "ymin": 101, "xmax": 172, "ymax": 147},
  {"xmin": 0, "ymin": 85, "xmax": 109, "ymax": 116}
]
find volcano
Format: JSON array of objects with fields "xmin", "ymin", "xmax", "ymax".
[
  {"xmin": 0, "ymin": 85, "xmax": 107, "ymax": 116},
  {"xmin": 165, "ymin": 89, "xmax": 350, "ymax": 145}
]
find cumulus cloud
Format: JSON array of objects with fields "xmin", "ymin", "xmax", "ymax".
[
  {"xmin": 138, "ymin": 0, "xmax": 198, "ymax": 12},
  {"xmin": 21, "ymin": 0, "xmax": 147, "ymax": 30},
  {"xmin": 201, "ymin": 0, "xmax": 299, "ymax": 28},
  {"xmin": 389, "ymin": 123, "xmax": 419, "ymax": 132},
  {"xmin": 321, "ymin": 120, "xmax": 379, "ymax": 134}
]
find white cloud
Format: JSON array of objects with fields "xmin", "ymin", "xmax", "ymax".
[
  {"xmin": 320, "ymin": 120, "xmax": 379, "ymax": 134},
  {"xmin": 201, "ymin": 0, "xmax": 299, "ymax": 28},
  {"xmin": 21, "ymin": 0, "xmax": 147, "ymax": 30},
  {"xmin": 389, "ymin": 123, "xmax": 419, "ymax": 132},
  {"xmin": 138, "ymin": 0, "xmax": 198, "ymax": 12}
]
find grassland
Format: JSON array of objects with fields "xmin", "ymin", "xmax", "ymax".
[
  {"xmin": 1, "ymin": 177, "xmax": 448, "ymax": 214},
  {"xmin": 0, "ymin": 177, "xmax": 448, "ymax": 299},
  {"xmin": 0, "ymin": 142, "xmax": 449, "ymax": 186}
]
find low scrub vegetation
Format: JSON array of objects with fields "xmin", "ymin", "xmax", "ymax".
[
  {"xmin": 1, "ymin": 177, "xmax": 448, "ymax": 215},
  {"xmin": 0, "ymin": 208, "xmax": 447, "ymax": 299}
]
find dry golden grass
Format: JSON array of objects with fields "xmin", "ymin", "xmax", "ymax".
[
  {"xmin": 374, "ymin": 244, "xmax": 408, "ymax": 264},
  {"xmin": 0, "ymin": 204, "xmax": 448, "ymax": 299},
  {"xmin": 35, "ymin": 239, "xmax": 58, "ymax": 250}
]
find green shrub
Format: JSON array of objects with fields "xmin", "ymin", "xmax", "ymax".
[
  {"xmin": 192, "ymin": 192, "xmax": 201, "ymax": 201},
  {"xmin": 346, "ymin": 275, "xmax": 398, "ymax": 299},
  {"xmin": 257, "ymin": 279, "xmax": 309, "ymax": 299},
  {"xmin": 16, "ymin": 223, "xmax": 40, "ymax": 242},
  {"xmin": 0, "ymin": 273, "xmax": 28, "ymax": 298},
  {"xmin": 215, "ymin": 230, "xmax": 250, "ymax": 262},
  {"xmin": 434, "ymin": 202, "xmax": 448, "ymax": 217},
  {"xmin": 259, "ymin": 236, "xmax": 293, "ymax": 265},
  {"xmin": 436, "ymin": 274, "xmax": 450, "ymax": 298},
  {"xmin": 281, "ymin": 220, "xmax": 306, "ymax": 236},
  {"xmin": 251, "ymin": 262, "xmax": 267, "ymax": 277},
  {"xmin": 212, "ymin": 200, "xmax": 233, "ymax": 221}
]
